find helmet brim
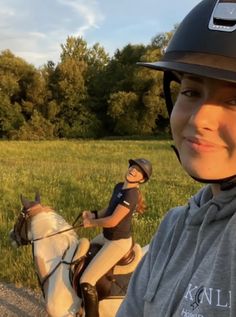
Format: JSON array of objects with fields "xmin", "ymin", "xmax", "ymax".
[{"xmin": 137, "ymin": 51, "xmax": 236, "ymax": 84}]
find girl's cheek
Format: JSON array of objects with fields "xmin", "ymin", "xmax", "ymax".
[{"xmin": 170, "ymin": 103, "xmax": 184, "ymax": 126}]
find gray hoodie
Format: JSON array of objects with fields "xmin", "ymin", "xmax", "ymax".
[{"xmin": 116, "ymin": 185, "xmax": 236, "ymax": 317}]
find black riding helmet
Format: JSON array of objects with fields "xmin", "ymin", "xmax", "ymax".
[
  {"xmin": 138, "ymin": 0, "xmax": 236, "ymax": 188},
  {"xmin": 138, "ymin": 0, "xmax": 236, "ymax": 116},
  {"xmin": 128, "ymin": 158, "xmax": 152, "ymax": 183}
]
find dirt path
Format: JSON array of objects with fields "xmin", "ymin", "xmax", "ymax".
[{"xmin": 0, "ymin": 282, "xmax": 49, "ymax": 317}]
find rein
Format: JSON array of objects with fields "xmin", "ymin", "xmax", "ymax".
[
  {"xmin": 38, "ymin": 243, "xmax": 80, "ymax": 298},
  {"xmin": 21, "ymin": 211, "xmax": 83, "ymax": 244},
  {"xmin": 31, "ymin": 212, "xmax": 83, "ymax": 242},
  {"xmin": 30, "ymin": 222, "xmax": 83, "ymax": 243}
]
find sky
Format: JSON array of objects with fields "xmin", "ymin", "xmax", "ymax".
[{"xmin": 0, "ymin": 0, "xmax": 201, "ymax": 68}]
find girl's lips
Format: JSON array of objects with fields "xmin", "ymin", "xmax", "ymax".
[{"xmin": 184, "ymin": 137, "xmax": 223, "ymax": 152}]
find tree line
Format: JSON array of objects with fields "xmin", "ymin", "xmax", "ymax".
[{"xmin": 0, "ymin": 28, "xmax": 176, "ymax": 140}]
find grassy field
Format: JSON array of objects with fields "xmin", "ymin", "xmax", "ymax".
[{"xmin": 0, "ymin": 139, "xmax": 202, "ymax": 289}]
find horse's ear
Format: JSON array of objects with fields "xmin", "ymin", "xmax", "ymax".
[
  {"xmin": 20, "ymin": 194, "xmax": 30, "ymax": 209},
  {"xmin": 35, "ymin": 192, "xmax": 41, "ymax": 204}
]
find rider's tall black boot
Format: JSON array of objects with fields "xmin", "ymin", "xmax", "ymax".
[{"xmin": 80, "ymin": 282, "xmax": 99, "ymax": 317}]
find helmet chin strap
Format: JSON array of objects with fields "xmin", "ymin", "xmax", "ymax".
[{"xmin": 171, "ymin": 145, "xmax": 236, "ymax": 190}]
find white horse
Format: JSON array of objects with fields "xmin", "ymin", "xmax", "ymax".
[{"xmin": 9, "ymin": 193, "xmax": 148, "ymax": 317}]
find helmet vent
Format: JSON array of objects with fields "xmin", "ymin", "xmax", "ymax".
[
  {"xmin": 213, "ymin": 17, "xmax": 236, "ymax": 27},
  {"xmin": 209, "ymin": 0, "xmax": 236, "ymax": 32}
]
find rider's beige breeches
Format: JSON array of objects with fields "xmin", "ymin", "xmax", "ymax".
[{"xmin": 80, "ymin": 233, "xmax": 132, "ymax": 286}]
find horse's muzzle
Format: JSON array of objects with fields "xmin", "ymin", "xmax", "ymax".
[{"xmin": 9, "ymin": 229, "xmax": 21, "ymax": 248}]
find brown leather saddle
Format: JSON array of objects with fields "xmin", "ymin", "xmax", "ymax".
[{"xmin": 70, "ymin": 242, "xmax": 137, "ymax": 301}]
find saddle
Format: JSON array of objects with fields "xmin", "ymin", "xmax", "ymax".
[{"xmin": 70, "ymin": 238, "xmax": 142, "ymax": 301}]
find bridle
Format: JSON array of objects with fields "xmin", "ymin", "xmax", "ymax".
[
  {"xmin": 13, "ymin": 208, "xmax": 33, "ymax": 246},
  {"xmin": 12, "ymin": 207, "xmax": 83, "ymax": 297}
]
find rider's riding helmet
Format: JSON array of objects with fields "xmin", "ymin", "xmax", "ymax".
[
  {"xmin": 129, "ymin": 158, "xmax": 152, "ymax": 183},
  {"xmin": 138, "ymin": 0, "xmax": 236, "ymax": 116}
]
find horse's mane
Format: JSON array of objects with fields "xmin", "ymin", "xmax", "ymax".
[{"xmin": 30, "ymin": 207, "xmax": 78, "ymax": 241}]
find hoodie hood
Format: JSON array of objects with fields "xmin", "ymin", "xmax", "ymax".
[{"xmin": 187, "ymin": 184, "xmax": 236, "ymax": 226}]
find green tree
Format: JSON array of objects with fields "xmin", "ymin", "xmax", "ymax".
[
  {"xmin": 49, "ymin": 36, "xmax": 104, "ymax": 138},
  {"xmin": 40, "ymin": 61, "xmax": 60, "ymax": 125},
  {"xmin": 104, "ymin": 44, "xmax": 147, "ymax": 135},
  {"xmin": 60, "ymin": 36, "xmax": 88, "ymax": 62},
  {"xmin": 0, "ymin": 50, "xmax": 47, "ymax": 119},
  {"xmin": 0, "ymin": 49, "xmax": 50, "ymax": 138},
  {"xmin": 131, "ymin": 29, "xmax": 178, "ymax": 134},
  {"xmin": 84, "ymin": 43, "xmax": 110, "ymax": 135},
  {"xmin": 14, "ymin": 110, "xmax": 54, "ymax": 140},
  {"xmin": 0, "ymin": 92, "xmax": 24, "ymax": 138},
  {"xmin": 107, "ymin": 91, "xmax": 140, "ymax": 135},
  {"xmin": 105, "ymin": 44, "xmax": 146, "ymax": 93},
  {"xmin": 0, "ymin": 51, "xmax": 26, "ymax": 137},
  {"xmin": 132, "ymin": 47, "xmax": 168, "ymax": 134}
]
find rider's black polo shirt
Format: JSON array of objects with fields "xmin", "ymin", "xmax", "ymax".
[{"xmin": 103, "ymin": 182, "xmax": 138, "ymax": 240}]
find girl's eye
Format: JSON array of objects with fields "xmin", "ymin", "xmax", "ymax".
[{"xmin": 180, "ymin": 89, "xmax": 200, "ymax": 98}]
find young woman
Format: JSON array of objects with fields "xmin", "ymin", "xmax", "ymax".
[
  {"xmin": 80, "ymin": 158, "xmax": 152, "ymax": 317},
  {"xmin": 116, "ymin": 0, "xmax": 236, "ymax": 316}
]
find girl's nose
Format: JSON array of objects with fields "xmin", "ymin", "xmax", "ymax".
[{"xmin": 189, "ymin": 103, "xmax": 220, "ymax": 131}]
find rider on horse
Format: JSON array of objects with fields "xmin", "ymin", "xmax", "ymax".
[{"xmin": 80, "ymin": 158, "xmax": 152, "ymax": 317}]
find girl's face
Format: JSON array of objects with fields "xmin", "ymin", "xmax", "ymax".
[
  {"xmin": 170, "ymin": 74, "xmax": 236, "ymax": 180},
  {"xmin": 126, "ymin": 165, "xmax": 144, "ymax": 183}
]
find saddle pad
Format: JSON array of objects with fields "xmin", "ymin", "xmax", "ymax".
[{"xmin": 109, "ymin": 272, "xmax": 132, "ymax": 297}]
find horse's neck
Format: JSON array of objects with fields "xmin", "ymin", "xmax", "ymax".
[
  {"xmin": 30, "ymin": 212, "xmax": 81, "ymax": 316},
  {"xmin": 30, "ymin": 211, "xmax": 70, "ymax": 238},
  {"xmin": 30, "ymin": 211, "xmax": 78, "ymax": 275}
]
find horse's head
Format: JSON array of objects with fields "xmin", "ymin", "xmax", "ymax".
[{"xmin": 9, "ymin": 192, "xmax": 41, "ymax": 247}]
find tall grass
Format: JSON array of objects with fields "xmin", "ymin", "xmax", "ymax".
[{"xmin": 0, "ymin": 139, "xmax": 202, "ymax": 289}]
